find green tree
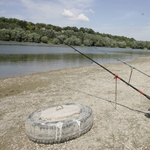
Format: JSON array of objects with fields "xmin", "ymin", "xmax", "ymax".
[
  {"xmin": 126, "ymin": 40, "xmax": 132, "ymax": 48},
  {"xmin": 63, "ymin": 26, "xmax": 72, "ymax": 30},
  {"xmin": 15, "ymin": 30, "xmax": 22, "ymax": 42},
  {"xmin": 64, "ymin": 36, "xmax": 81, "ymax": 46},
  {"xmin": 77, "ymin": 31, "xmax": 85, "ymax": 44},
  {"xmin": 145, "ymin": 41, "xmax": 149, "ymax": 49},
  {"xmin": 63, "ymin": 30, "xmax": 75, "ymax": 38},
  {"xmin": 53, "ymin": 26, "xmax": 62, "ymax": 32},
  {"xmin": 46, "ymin": 24, "xmax": 53, "ymax": 29},
  {"xmin": 55, "ymin": 31, "xmax": 62, "ymax": 37},
  {"xmin": 45, "ymin": 29, "xmax": 55, "ymax": 39},
  {"xmin": 53, "ymin": 38, "xmax": 60, "ymax": 44},
  {"xmin": 79, "ymin": 27, "xmax": 85, "ymax": 33},
  {"xmin": 83, "ymin": 39, "xmax": 91, "ymax": 46},
  {"xmin": 117, "ymin": 41, "xmax": 126, "ymax": 48},
  {"xmin": 103, "ymin": 37, "xmax": 111, "ymax": 47},
  {"xmin": 0, "ymin": 22, "xmax": 5, "ymax": 29},
  {"xmin": 110, "ymin": 40, "xmax": 117, "ymax": 47},
  {"xmin": 10, "ymin": 28, "xmax": 27, "ymax": 42},
  {"xmin": 26, "ymin": 22, "xmax": 32, "ymax": 30},
  {"xmin": 38, "ymin": 28, "xmax": 45, "ymax": 36},
  {"xmin": 83, "ymin": 33, "xmax": 94, "ymax": 46},
  {"xmin": 33, "ymin": 33, "xmax": 40, "ymax": 43},
  {"xmin": 87, "ymin": 28, "xmax": 95, "ymax": 34},
  {"xmin": 71, "ymin": 26, "xmax": 78, "ymax": 32},
  {"xmin": 95, "ymin": 39, "xmax": 104, "ymax": 46},
  {"xmin": 20, "ymin": 30, "xmax": 27, "ymax": 42},
  {"xmin": 27, "ymin": 33, "xmax": 34, "ymax": 42},
  {"xmin": 136, "ymin": 41, "xmax": 145, "ymax": 49},
  {"xmin": 0, "ymin": 28, "xmax": 10, "ymax": 41},
  {"xmin": 131, "ymin": 41, "xmax": 137, "ymax": 49},
  {"xmin": 10, "ymin": 29, "xmax": 17, "ymax": 41},
  {"xmin": 57, "ymin": 35, "xmax": 67, "ymax": 44},
  {"xmin": 41, "ymin": 36, "xmax": 48, "ymax": 43},
  {"xmin": 36, "ymin": 23, "xmax": 46, "ymax": 29}
]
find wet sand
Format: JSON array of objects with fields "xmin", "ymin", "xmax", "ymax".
[{"xmin": 0, "ymin": 56, "xmax": 150, "ymax": 149}]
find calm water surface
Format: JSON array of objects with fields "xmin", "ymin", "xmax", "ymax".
[{"xmin": 0, "ymin": 41, "xmax": 150, "ymax": 79}]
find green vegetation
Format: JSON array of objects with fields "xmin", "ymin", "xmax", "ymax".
[{"xmin": 0, "ymin": 17, "xmax": 150, "ymax": 49}]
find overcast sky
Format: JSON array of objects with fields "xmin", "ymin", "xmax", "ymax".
[{"xmin": 0, "ymin": 0, "xmax": 150, "ymax": 41}]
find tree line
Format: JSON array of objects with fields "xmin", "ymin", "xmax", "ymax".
[{"xmin": 0, "ymin": 17, "xmax": 150, "ymax": 50}]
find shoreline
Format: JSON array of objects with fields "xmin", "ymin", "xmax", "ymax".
[
  {"xmin": 1, "ymin": 40, "xmax": 150, "ymax": 50},
  {"xmin": 0, "ymin": 56, "xmax": 150, "ymax": 149},
  {"xmin": 0, "ymin": 56, "xmax": 141, "ymax": 99},
  {"xmin": 0, "ymin": 54, "xmax": 149, "ymax": 80}
]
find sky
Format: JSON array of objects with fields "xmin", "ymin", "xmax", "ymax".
[{"xmin": 0, "ymin": 0, "xmax": 150, "ymax": 41}]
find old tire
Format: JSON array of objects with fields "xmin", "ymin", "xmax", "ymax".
[{"xmin": 25, "ymin": 103, "xmax": 93, "ymax": 144}]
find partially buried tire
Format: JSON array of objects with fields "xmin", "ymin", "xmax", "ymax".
[{"xmin": 25, "ymin": 103, "xmax": 93, "ymax": 144}]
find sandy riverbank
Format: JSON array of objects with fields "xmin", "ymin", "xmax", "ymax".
[{"xmin": 0, "ymin": 56, "xmax": 150, "ymax": 150}]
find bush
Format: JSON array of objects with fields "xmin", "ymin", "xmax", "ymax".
[
  {"xmin": 0, "ymin": 29, "xmax": 10, "ymax": 41},
  {"xmin": 131, "ymin": 41, "xmax": 137, "ymax": 49},
  {"xmin": 117, "ymin": 41, "xmax": 126, "ymax": 48},
  {"xmin": 53, "ymin": 38, "xmax": 60, "ymax": 44},
  {"xmin": 45, "ymin": 29, "xmax": 55, "ymax": 39},
  {"xmin": 57, "ymin": 35, "xmax": 67, "ymax": 44},
  {"xmin": 27, "ymin": 33, "xmax": 34, "ymax": 42},
  {"xmin": 10, "ymin": 28, "xmax": 27, "ymax": 42},
  {"xmin": 41, "ymin": 36, "xmax": 48, "ymax": 43},
  {"xmin": 64, "ymin": 36, "xmax": 81, "ymax": 46},
  {"xmin": 83, "ymin": 39, "xmax": 91, "ymax": 46},
  {"xmin": 33, "ymin": 33, "xmax": 40, "ymax": 43}
]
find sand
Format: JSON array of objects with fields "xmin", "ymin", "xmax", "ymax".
[{"xmin": 0, "ymin": 56, "xmax": 150, "ymax": 150}]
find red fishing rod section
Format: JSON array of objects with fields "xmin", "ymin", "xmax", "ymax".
[{"xmin": 67, "ymin": 44, "xmax": 150, "ymax": 101}]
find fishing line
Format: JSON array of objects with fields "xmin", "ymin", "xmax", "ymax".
[
  {"xmin": 95, "ymin": 47, "xmax": 150, "ymax": 78},
  {"xmin": 91, "ymin": 10, "xmax": 150, "ymax": 78},
  {"xmin": 57, "ymin": 39, "xmax": 150, "ymax": 102}
]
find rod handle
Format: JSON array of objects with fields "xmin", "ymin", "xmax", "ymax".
[{"xmin": 145, "ymin": 94, "xmax": 150, "ymax": 100}]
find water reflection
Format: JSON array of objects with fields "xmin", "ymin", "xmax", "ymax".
[
  {"xmin": 0, "ymin": 53, "xmax": 136, "ymax": 64},
  {"xmin": 0, "ymin": 42, "xmax": 150, "ymax": 79}
]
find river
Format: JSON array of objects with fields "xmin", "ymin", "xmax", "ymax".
[{"xmin": 0, "ymin": 41, "xmax": 150, "ymax": 79}]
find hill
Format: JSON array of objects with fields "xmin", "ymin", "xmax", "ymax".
[{"xmin": 0, "ymin": 17, "xmax": 150, "ymax": 49}]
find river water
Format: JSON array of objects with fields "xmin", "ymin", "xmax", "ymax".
[{"xmin": 0, "ymin": 41, "xmax": 150, "ymax": 79}]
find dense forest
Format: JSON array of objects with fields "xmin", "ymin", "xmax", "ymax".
[{"xmin": 0, "ymin": 17, "xmax": 150, "ymax": 49}]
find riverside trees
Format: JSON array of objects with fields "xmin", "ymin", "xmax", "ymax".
[{"xmin": 0, "ymin": 17, "xmax": 150, "ymax": 49}]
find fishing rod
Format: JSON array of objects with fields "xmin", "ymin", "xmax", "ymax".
[
  {"xmin": 61, "ymin": 42, "xmax": 150, "ymax": 101},
  {"xmin": 95, "ymin": 47, "xmax": 150, "ymax": 78}
]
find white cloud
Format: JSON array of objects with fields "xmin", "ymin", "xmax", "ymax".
[
  {"xmin": 62, "ymin": 8, "xmax": 90, "ymax": 22},
  {"xmin": 59, "ymin": 0, "xmax": 94, "ymax": 9},
  {"xmin": 1, "ymin": 0, "xmax": 93, "ymax": 26},
  {"xmin": 68, "ymin": 14, "xmax": 90, "ymax": 22},
  {"xmin": 62, "ymin": 9, "xmax": 74, "ymax": 17},
  {"xmin": 77, "ymin": 14, "xmax": 90, "ymax": 22}
]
